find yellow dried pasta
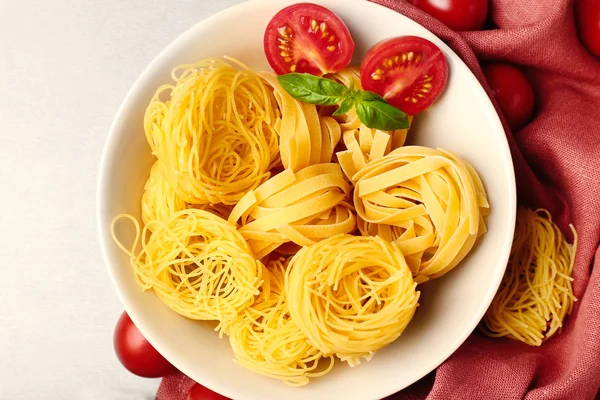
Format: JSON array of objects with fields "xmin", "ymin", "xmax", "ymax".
[
  {"xmin": 481, "ymin": 207, "xmax": 577, "ymax": 346},
  {"xmin": 285, "ymin": 234, "xmax": 419, "ymax": 366},
  {"xmin": 354, "ymin": 146, "xmax": 489, "ymax": 282},
  {"xmin": 260, "ymin": 72, "xmax": 342, "ymax": 171},
  {"xmin": 228, "ymin": 163, "xmax": 356, "ymax": 259},
  {"xmin": 111, "ymin": 209, "xmax": 263, "ymax": 332},
  {"xmin": 336, "ymin": 119, "xmax": 413, "ymax": 181},
  {"xmin": 145, "ymin": 58, "xmax": 280, "ymax": 205},
  {"xmin": 141, "ymin": 160, "xmax": 186, "ymax": 228},
  {"xmin": 227, "ymin": 258, "xmax": 334, "ymax": 386},
  {"xmin": 188, "ymin": 202, "xmax": 234, "ymax": 222}
]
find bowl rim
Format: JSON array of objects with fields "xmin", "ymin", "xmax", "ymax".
[{"xmin": 97, "ymin": 0, "xmax": 517, "ymax": 398}]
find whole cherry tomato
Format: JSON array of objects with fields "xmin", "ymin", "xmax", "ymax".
[
  {"xmin": 483, "ymin": 63, "xmax": 535, "ymax": 131},
  {"xmin": 576, "ymin": 0, "xmax": 600, "ymax": 57},
  {"xmin": 185, "ymin": 383, "xmax": 230, "ymax": 400},
  {"xmin": 113, "ymin": 311, "xmax": 175, "ymax": 378},
  {"xmin": 409, "ymin": 0, "xmax": 489, "ymax": 31}
]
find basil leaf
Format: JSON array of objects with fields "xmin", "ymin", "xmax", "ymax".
[
  {"xmin": 277, "ymin": 73, "xmax": 350, "ymax": 105},
  {"xmin": 355, "ymin": 95, "xmax": 410, "ymax": 131},
  {"xmin": 333, "ymin": 97, "xmax": 355, "ymax": 116},
  {"xmin": 358, "ymin": 90, "xmax": 387, "ymax": 103}
]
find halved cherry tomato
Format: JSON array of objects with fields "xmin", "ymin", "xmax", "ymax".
[
  {"xmin": 482, "ymin": 63, "xmax": 535, "ymax": 131},
  {"xmin": 360, "ymin": 36, "xmax": 448, "ymax": 115},
  {"xmin": 113, "ymin": 311, "xmax": 176, "ymax": 378},
  {"xmin": 576, "ymin": 0, "xmax": 600, "ymax": 57},
  {"xmin": 408, "ymin": 0, "xmax": 488, "ymax": 31},
  {"xmin": 185, "ymin": 383, "xmax": 230, "ymax": 400},
  {"xmin": 264, "ymin": 3, "xmax": 355, "ymax": 76}
]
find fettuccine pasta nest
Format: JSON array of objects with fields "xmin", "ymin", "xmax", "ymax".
[
  {"xmin": 229, "ymin": 163, "xmax": 356, "ymax": 259},
  {"xmin": 353, "ymin": 146, "xmax": 490, "ymax": 282}
]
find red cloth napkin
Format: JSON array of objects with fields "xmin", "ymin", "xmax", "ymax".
[{"xmin": 157, "ymin": 0, "xmax": 600, "ymax": 398}]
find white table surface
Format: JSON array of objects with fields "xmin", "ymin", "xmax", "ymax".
[{"xmin": 0, "ymin": 1, "xmax": 244, "ymax": 398}]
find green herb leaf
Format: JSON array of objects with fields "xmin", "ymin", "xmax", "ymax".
[
  {"xmin": 333, "ymin": 97, "xmax": 355, "ymax": 116},
  {"xmin": 277, "ymin": 73, "xmax": 350, "ymax": 105},
  {"xmin": 276, "ymin": 74, "xmax": 409, "ymax": 131},
  {"xmin": 355, "ymin": 92, "xmax": 410, "ymax": 131},
  {"xmin": 357, "ymin": 90, "xmax": 387, "ymax": 103}
]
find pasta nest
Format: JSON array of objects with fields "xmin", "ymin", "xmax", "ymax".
[
  {"xmin": 353, "ymin": 146, "xmax": 490, "ymax": 282},
  {"xmin": 120, "ymin": 209, "xmax": 264, "ymax": 328},
  {"xmin": 144, "ymin": 59, "xmax": 280, "ymax": 205},
  {"xmin": 285, "ymin": 234, "xmax": 419, "ymax": 366},
  {"xmin": 481, "ymin": 207, "xmax": 577, "ymax": 346},
  {"xmin": 229, "ymin": 163, "xmax": 356, "ymax": 259}
]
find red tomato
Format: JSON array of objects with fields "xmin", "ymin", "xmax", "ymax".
[
  {"xmin": 360, "ymin": 36, "xmax": 448, "ymax": 115},
  {"xmin": 408, "ymin": 0, "xmax": 488, "ymax": 31},
  {"xmin": 185, "ymin": 383, "xmax": 230, "ymax": 400},
  {"xmin": 113, "ymin": 311, "xmax": 175, "ymax": 378},
  {"xmin": 264, "ymin": 3, "xmax": 355, "ymax": 75},
  {"xmin": 482, "ymin": 63, "xmax": 535, "ymax": 131},
  {"xmin": 576, "ymin": 0, "xmax": 600, "ymax": 57}
]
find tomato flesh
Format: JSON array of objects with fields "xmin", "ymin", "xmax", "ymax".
[
  {"xmin": 576, "ymin": 0, "xmax": 600, "ymax": 57},
  {"xmin": 482, "ymin": 63, "xmax": 535, "ymax": 131},
  {"xmin": 408, "ymin": 0, "xmax": 488, "ymax": 31},
  {"xmin": 264, "ymin": 3, "xmax": 355, "ymax": 75},
  {"xmin": 361, "ymin": 36, "xmax": 448, "ymax": 115},
  {"xmin": 185, "ymin": 383, "xmax": 230, "ymax": 400},
  {"xmin": 113, "ymin": 311, "xmax": 176, "ymax": 378}
]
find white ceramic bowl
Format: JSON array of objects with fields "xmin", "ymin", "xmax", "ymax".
[{"xmin": 97, "ymin": 0, "xmax": 516, "ymax": 399}]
